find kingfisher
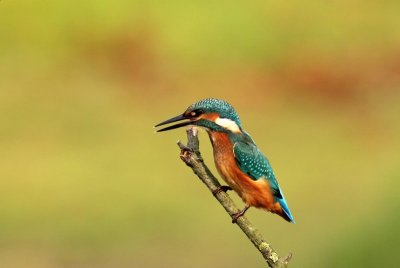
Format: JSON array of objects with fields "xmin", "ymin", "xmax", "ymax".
[{"xmin": 155, "ymin": 98, "xmax": 295, "ymax": 223}]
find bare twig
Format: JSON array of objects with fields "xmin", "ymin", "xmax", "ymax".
[{"xmin": 177, "ymin": 127, "xmax": 292, "ymax": 268}]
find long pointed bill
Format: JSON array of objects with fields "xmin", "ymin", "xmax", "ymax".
[{"xmin": 155, "ymin": 114, "xmax": 192, "ymax": 132}]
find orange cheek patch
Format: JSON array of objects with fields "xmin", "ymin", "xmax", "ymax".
[{"xmin": 200, "ymin": 112, "xmax": 220, "ymax": 121}]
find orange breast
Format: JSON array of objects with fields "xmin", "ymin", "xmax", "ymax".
[{"xmin": 208, "ymin": 132, "xmax": 281, "ymax": 214}]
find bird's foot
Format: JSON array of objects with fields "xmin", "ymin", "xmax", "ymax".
[
  {"xmin": 231, "ymin": 205, "xmax": 250, "ymax": 224},
  {"xmin": 212, "ymin": 185, "xmax": 232, "ymax": 196}
]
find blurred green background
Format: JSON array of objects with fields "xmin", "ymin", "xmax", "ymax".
[{"xmin": 1, "ymin": 1, "xmax": 400, "ymax": 267}]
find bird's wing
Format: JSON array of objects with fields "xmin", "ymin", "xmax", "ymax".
[
  {"xmin": 233, "ymin": 141, "xmax": 295, "ymax": 222},
  {"xmin": 233, "ymin": 141, "xmax": 282, "ymax": 198}
]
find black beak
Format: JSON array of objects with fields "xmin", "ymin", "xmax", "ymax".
[{"xmin": 155, "ymin": 114, "xmax": 192, "ymax": 132}]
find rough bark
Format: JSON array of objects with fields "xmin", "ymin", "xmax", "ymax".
[{"xmin": 177, "ymin": 127, "xmax": 292, "ymax": 268}]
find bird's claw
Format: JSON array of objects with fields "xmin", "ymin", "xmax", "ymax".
[
  {"xmin": 231, "ymin": 212, "xmax": 243, "ymax": 224},
  {"xmin": 212, "ymin": 185, "xmax": 232, "ymax": 196},
  {"xmin": 231, "ymin": 205, "xmax": 250, "ymax": 224}
]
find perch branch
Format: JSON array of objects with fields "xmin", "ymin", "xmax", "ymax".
[{"xmin": 177, "ymin": 127, "xmax": 292, "ymax": 268}]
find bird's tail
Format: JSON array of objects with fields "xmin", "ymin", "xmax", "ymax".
[{"xmin": 277, "ymin": 196, "xmax": 295, "ymax": 223}]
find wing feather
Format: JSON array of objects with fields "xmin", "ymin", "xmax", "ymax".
[
  {"xmin": 233, "ymin": 141, "xmax": 281, "ymax": 198},
  {"xmin": 233, "ymin": 141, "xmax": 295, "ymax": 222}
]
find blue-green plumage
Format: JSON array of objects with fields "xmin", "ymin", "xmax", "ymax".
[
  {"xmin": 188, "ymin": 99, "xmax": 242, "ymax": 126},
  {"xmin": 233, "ymin": 138, "xmax": 295, "ymax": 223}
]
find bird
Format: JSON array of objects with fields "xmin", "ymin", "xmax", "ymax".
[{"xmin": 155, "ymin": 98, "xmax": 295, "ymax": 224}]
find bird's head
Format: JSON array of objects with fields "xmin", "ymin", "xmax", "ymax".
[{"xmin": 155, "ymin": 98, "xmax": 242, "ymax": 133}]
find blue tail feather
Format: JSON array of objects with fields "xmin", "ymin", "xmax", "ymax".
[{"xmin": 278, "ymin": 196, "xmax": 295, "ymax": 223}]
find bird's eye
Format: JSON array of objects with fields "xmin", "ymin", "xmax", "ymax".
[{"xmin": 189, "ymin": 110, "xmax": 203, "ymax": 117}]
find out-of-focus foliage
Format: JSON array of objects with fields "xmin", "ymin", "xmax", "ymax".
[{"xmin": 1, "ymin": 1, "xmax": 400, "ymax": 267}]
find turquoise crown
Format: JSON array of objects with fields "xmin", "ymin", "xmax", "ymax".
[{"xmin": 187, "ymin": 98, "xmax": 241, "ymax": 127}]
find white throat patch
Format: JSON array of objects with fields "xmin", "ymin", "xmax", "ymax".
[{"xmin": 215, "ymin": 117, "xmax": 241, "ymax": 133}]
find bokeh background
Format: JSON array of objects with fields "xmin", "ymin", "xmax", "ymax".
[{"xmin": 1, "ymin": 1, "xmax": 400, "ymax": 267}]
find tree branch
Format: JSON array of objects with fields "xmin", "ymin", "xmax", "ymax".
[{"xmin": 177, "ymin": 127, "xmax": 292, "ymax": 268}]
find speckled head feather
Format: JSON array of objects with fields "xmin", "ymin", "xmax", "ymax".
[{"xmin": 186, "ymin": 98, "xmax": 242, "ymax": 127}]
